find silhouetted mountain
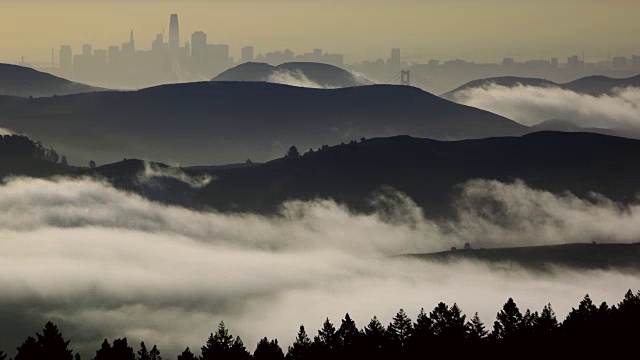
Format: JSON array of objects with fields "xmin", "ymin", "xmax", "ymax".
[
  {"xmin": 443, "ymin": 74, "xmax": 640, "ymax": 99},
  {"xmin": 188, "ymin": 131, "xmax": 640, "ymax": 215},
  {"xmin": 442, "ymin": 77, "xmax": 558, "ymax": 99},
  {"xmin": 0, "ymin": 63, "xmax": 104, "ymax": 97},
  {"xmin": 563, "ymin": 74, "xmax": 640, "ymax": 96},
  {"xmin": 0, "ymin": 81, "xmax": 527, "ymax": 165},
  {"xmin": 408, "ymin": 243, "xmax": 640, "ymax": 273},
  {"xmin": 532, "ymin": 119, "xmax": 640, "ymax": 139},
  {"xmin": 212, "ymin": 62, "xmax": 372, "ymax": 87}
]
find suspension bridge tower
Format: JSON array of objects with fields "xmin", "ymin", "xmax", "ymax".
[{"xmin": 400, "ymin": 70, "xmax": 411, "ymax": 86}]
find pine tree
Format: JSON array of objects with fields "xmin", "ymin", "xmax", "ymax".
[
  {"xmin": 230, "ymin": 337, "xmax": 251, "ymax": 360},
  {"xmin": 137, "ymin": 342, "xmax": 150, "ymax": 360},
  {"xmin": 387, "ymin": 309, "xmax": 413, "ymax": 347},
  {"xmin": 177, "ymin": 348, "xmax": 196, "ymax": 360},
  {"xmin": 202, "ymin": 321, "xmax": 234, "ymax": 360},
  {"xmin": 536, "ymin": 304, "xmax": 558, "ymax": 336},
  {"xmin": 149, "ymin": 345, "xmax": 161, "ymax": 360},
  {"xmin": 317, "ymin": 318, "xmax": 337, "ymax": 349},
  {"xmin": 286, "ymin": 326, "xmax": 311, "ymax": 360},
  {"xmin": 36, "ymin": 322, "xmax": 73, "ymax": 360},
  {"xmin": 337, "ymin": 313, "xmax": 359, "ymax": 348},
  {"xmin": 111, "ymin": 338, "xmax": 135, "ymax": 360},
  {"xmin": 93, "ymin": 339, "xmax": 111, "ymax": 360},
  {"xmin": 15, "ymin": 336, "xmax": 42, "ymax": 360},
  {"xmin": 467, "ymin": 313, "xmax": 487, "ymax": 340},
  {"xmin": 254, "ymin": 338, "xmax": 284, "ymax": 360},
  {"xmin": 492, "ymin": 298, "xmax": 523, "ymax": 340}
]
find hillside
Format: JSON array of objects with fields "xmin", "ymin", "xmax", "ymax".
[
  {"xmin": 407, "ymin": 243, "xmax": 640, "ymax": 273},
  {"xmin": 212, "ymin": 62, "xmax": 371, "ymax": 87},
  {"xmin": 0, "ymin": 63, "xmax": 104, "ymax": 97},
  {"xmin": 0, "ymin": 81, "xmax": 527, "ymax": 166},
  {"xmin": 188, "ymin": 131, "xmax": 640, "ymax": 214},
  {"xmin": 443, "ymin": 74, "xmax": 640, "ymax": 100}
]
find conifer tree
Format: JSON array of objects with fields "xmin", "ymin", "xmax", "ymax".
[
  {"xmin": 316, "ymin": 318, "xmax": 337, "ymax": 349},
  {"xmin": 149, "ymin": 345, "xmax": 161, "ymax": 360},
  {"xmin": 201, "ymin": 321, "xmax": 234, "ymax": 360},
  {"xmin": 387, "ymin": 309, "xmax": 413, "ymax": 347},
  {"xmin": 177, "ymin": 348, "xmax": 196, "ymax": 360},
  {"xmin": 286, "ymin": 326, "xmax": 311, "ymax": 360},
  {"xmin": 467, "ymin": 313, "xmax": 487, "ymax": 340},
  {"xmin": 15, "ymin": 336, "xmax": 42, "ymax": 360},
  {"xmin": 93, "ymin": 339, "xmax": 111, "ymax": 360},
  {"xmin": 492, "ymin": 298, "xmax": 523, "ymax": 340},
  {"xmin": 230, "ymin": 337, "xmax": 251, "ymax": 360},
  {"xmin": 337, "ymin": 313, "xmax": 359, "ymax": 348},
  {"xmin": 36, "ymin": 322, "xmax": 74, "ymax": 360},
  {"xmin": 254, "ymin": 338, "xmax": 284, "ymax": 360},
  {"xmin": 137, "ymin": 342, "xmax": 151, "ymax": 360}
]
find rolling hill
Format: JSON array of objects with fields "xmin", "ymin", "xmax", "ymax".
[
  {"xmin": 442, "ymin": 74, "xmax": 640, "ymax": 100},
  {"xmin": 0, "ymin": 63, "xmax": 104, "ymax": 97},
  {"xmin": 212, "ymin": 62, "xmax": 372, "ymax": 87},
  {"xmin": 0, "ymin": 81, "xmax": 528, "ymax": 166}
]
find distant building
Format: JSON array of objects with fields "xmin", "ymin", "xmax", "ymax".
[
  {"xmin": 169, "ymin": 14, "xmax": 180, "ymax": 54},
  {"xmin": 313, "ymin": 48, "xmax": 323, "ymax": 62},
  {"xmin": 390, "ymin": 48, "xmax": 401, "ymax": 66},
  {"xmin": 191, "ymin": 31, "xmax": 207, "ymax": 68},
  {"xmin": 502, "ymin": 57, "xmax": 515, "ymax": 66},
  {"xmin": 612, "ymin": 56, "xmax": 628, "ymax": 70},
  {"xmin": 152, "ymin": 33, "xmax": 168, "ymax": 53},
  {"xmin": 567, "ymin": 55, "xmax": 583, "ymax": 69},
  {"xmin": 59, "ymin": 45, "xmax": 72, "ymax": 76},
  {"xmin": 551, "ymin": 58, "xmax": 559, "ymax": 67},
  {"xmin": 241, "ymin": 46, "xmax": 254, "ymax": 63},
  {"xmin": 428, "ymin": 59, "xmax": 440, "ymax": 66},
  {"xmin": 82, "ymin": 44, "xmax": 92, "ymax": 57}
]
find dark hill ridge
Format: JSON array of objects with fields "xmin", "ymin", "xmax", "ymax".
[
  {"xmin": 187, "ymin": 131, "xmax": 640, "ymax": 214},
  {"xmin": 212, "ymin": 61, "xmax": 372, "ymax": 87},
  {"xmin": 2, "ymin": 132, "xmax": 640, "ymax": 218},
  {"xmin": 0, "ymin": 81, "xmax": 527, "ymax": 166},
  {"xmin": 406, "ymin": 243, "xmax": 640, "ymax": 273},
  {"xmin": 0, "ymin": 63, "xmax": 104, "ymax": 97},
  {"xmin": 443, "ymin": 74, "xmax": 640, "ymax": 99}
]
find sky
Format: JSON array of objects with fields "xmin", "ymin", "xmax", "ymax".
[{"xmin": 1, "ymin": 0, "xmax": 639, "ymax": 64}]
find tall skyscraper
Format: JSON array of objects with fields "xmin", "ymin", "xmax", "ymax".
[
  {"xmin": 59, "ymin": 45, "xmax": 72, "ymax": 76},
  {"xmin": 191, "ymin": 31, "xmax": 207, "ymax": 68},
  {"xmin": 169, "ymin": 14, "xmax": 180, "ymax": 54},
  {"xmin": 241, "ymin": 46, "xmax": 254, "ymax": 63},
  {"xmin": 390, "ymin": 48, "xmax": 401, "ymax": 66}
]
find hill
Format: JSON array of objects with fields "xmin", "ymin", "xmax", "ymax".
[
  {"xmin": 443, "ymin": 74, "xmax": 640, "ymax": 100},
  {"xmin": 2, "ymin": 132, "xmax": 640, "ymax": 218},
  {"xmin": 0, "ymin": 81, "xmax": 527, "ymax": 166},
  {"xmin": 187, "ymin": 131, "xmax": 640, "ymax": 214},
  {"xmin": 0, "ymin": 63, "xmax": 104, "ymax": 97},
  {"xmin": 407, "ymin": 243, "xmax": 640, "ymax": 273},
  {"xmin": 212, "ymin": 62, "xmax": 371, "ymax": 88}
]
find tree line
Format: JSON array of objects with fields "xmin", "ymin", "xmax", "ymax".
[
  {"xmin": 0, "ymin": 134, "xmax": 66, "ymax": 165},
  {"xmin": 2, "ymin": 289, "xmax": 639, "ymax": 360}
]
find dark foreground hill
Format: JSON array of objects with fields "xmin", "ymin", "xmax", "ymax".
[
  {"xmin": 443, "ymin": 74, "xmax": 640, "ymax": 100},
  {"xmin": 0, "ymin": 63, "xmax": 103, "ymax": 97},
  {"xmin": 407, "ymin": 243, "xmax": 640, "ymax": 273},
  {"xmin": 212, "ymin": 61, "xmax": 371, "ymax": 87},
  {"xmin": 0, "ymin": 81, "xmax": 527, "ymax": 165}
]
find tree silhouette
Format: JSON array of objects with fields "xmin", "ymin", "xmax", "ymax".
[
  {"xmin": 36, "ymin": 322, "xmax": 73, "ymax": 360},
  {"xmin": 201, "ymin": 321, "xmax": 234, "ymax": 360},
  {"xmin": 89, "ymin": 160, "xmax": 96, "ymax": 168},
  {"xmin": 111, "ymin": 339, "xmax": 135, "ymax": 360},
  {"xmin": 60, "ymin": 155, "xmax": 69, "ymax": 166},
  {"xmin": 149, "ymin": 345, "xmax": 161, "ymax": 360},
  {"xmin": 387, "ymin": 309, "xmax": 413, "ymax": 348},
  {"xmin": 0, "ymin": 350, "xmax": 7, "ymax": 360},
  {"xmin": 492, "ymin": 298, "xmax": 523, "ymax": 340},
  {"xmin": 285, "ymin": 146, "xmax": 300, "ymax": 159},
  {"xmin": 467, "ymin": 312, "xmax": 487, "ymax": 340},
  {"xmin": 15, "ymin": 336, "xmax": 41, "ymax": 360},
  {"xmin": 176, "ymin": 348, "xmax": 196, "ymax": 360},
  {"xmin": 536, "ymin": 303, "xmax": 558, "ymax": 335},
  {"xmin": 93, "ymin": 339, "xmax": 111, "ymax": 360},
  {"xmin": 137, "ymin": 342, "xmax": 150, "ymax": 360},
  {"xmin": 253, "ymin": 338, "xmax": 284, "ymax": 360},
  {"xmin": 230, "ymin": 337, "xmax": 251, "ymax": 360},
  {"xmin": 286, "ymin": 326, "xmax": 311, "ymax": 360}
]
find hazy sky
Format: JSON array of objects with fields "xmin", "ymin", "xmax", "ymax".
[{"xmin": 1, "ymin": 0, "xmax": 639, "ymax": 64}]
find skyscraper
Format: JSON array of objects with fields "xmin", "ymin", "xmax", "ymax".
[
  {"xmin": 169, "ymin": 14, "xmax": 180, "ymax": 54},
  {"xmin": 59, "ymin": 45, "xmax": 72, "ymax": 76},
  {"xmin": 241, "ymin": 46, "xmax": 254, "ymax": 63},
  {"xmin": 390, "ymin": 48, "xmax": 401, "ymax": 66},
  {"xmin": 191, "ymin": 31, "xmax": 207, "ymax": 68}
]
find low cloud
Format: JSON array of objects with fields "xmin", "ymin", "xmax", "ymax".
[
  {"xmin": 0, "ymin": 177, "xmax": 638, "ymax": 358},
  {"xmin": 267, "ymin": 70, "xmax": 332, "ymax": 89},
  {"xmin": 453, "ymin": 84, "xmax": 640, "ymax": 130},
  {"xmin": 137, "ymin": 161, "xmax": 213, "ymax": 189}
]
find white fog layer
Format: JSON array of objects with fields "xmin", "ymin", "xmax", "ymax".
[{"xmin": 0, "ymin": 177, "xmax": 638, "ymax": 357}]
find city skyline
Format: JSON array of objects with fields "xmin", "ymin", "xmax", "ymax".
[{"xmin": 2, "ymin": 0, "xmax": 640, "ymax": 65}]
